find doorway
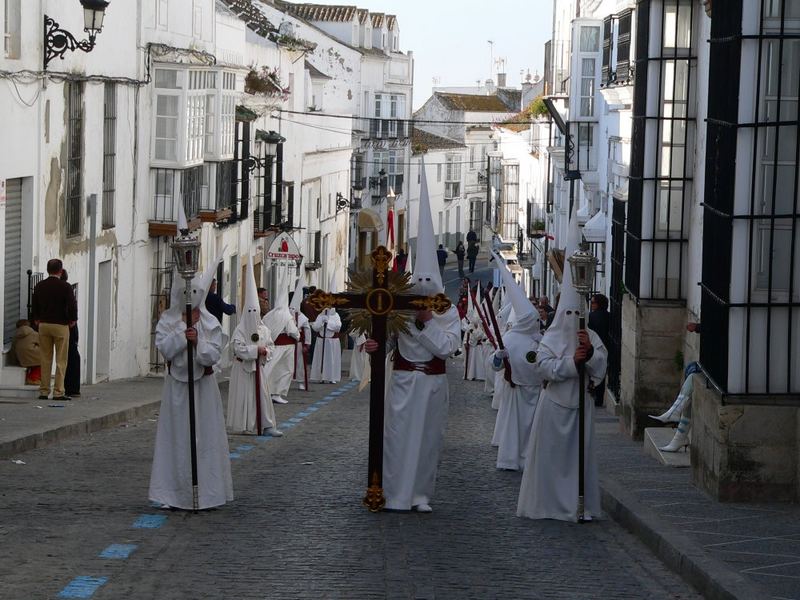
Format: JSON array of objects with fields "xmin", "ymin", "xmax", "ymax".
[{"xmin": 95, "ymin": 260, "xmax": 112, "ymax": 380}]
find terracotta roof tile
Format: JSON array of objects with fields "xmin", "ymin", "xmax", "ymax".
[
  {"xmin": 411, "ymin": 128, "xmax": 466, "ymax": 155},
  {"xmin": 279, "ymin": 2, "xmax": 360, "ymax": 22},
  {"xmin": 436, "ymin": 93, "xmax": 516, "ymax": 113},
  {"xmin": 370, "ymin": 13, "xmax": 384, "ymax": 27}
]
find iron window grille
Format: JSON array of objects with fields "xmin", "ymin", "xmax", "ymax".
[
  {"xmin": 625, "ymin": 0, "xmax": 696, "ymax": 300},
  {"xmin": 149, "ymin": 236, "xmax": 176, "ymax": 372},
  {"xmin": 66, "ymin": 82, "xmax": 84, "ymax": 237},
  {"xmin": 700, "ymin": 0, "xmax": 800, "ymax": 400},
  {"xmin": 102, "ymin": 82, "xmax": 116, "ymax": 229},
  {"xmin": 607, "ymin": 199, "xmax": 627, "ymax": 398}
]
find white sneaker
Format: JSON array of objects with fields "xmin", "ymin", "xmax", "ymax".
[
  {"xmin": 271, "ymin": 396, "xmax": 288, "ymax": 404},
  {"xmin": 265, "ymin": 427, "xmax": 284, "ymax": 437},
  {"xmin": 413, "ymin": 503, "xmax": 433, "ymax": 513}
]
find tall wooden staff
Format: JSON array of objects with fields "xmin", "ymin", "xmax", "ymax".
[
  {"xmin": 567, "ymin": 244, "xmax": 598, "ymax": 524},
  {"xmin": 484, "ymin": 292, "xmax": 514, "ymax": 387},
  {"xmin": 172, "ymin": 223, "xmax": 202, "ymax": 512}
]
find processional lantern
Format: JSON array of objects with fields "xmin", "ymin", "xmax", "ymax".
[
  {"xmin": 171, "ymin": 228, "xmax": 201, "ymax": 281},
  {"xmin": 567, "ymin": 242, "xmax": 598, "ymax": 295}
]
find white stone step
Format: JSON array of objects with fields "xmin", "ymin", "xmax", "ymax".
[
  {"xmin": 0, "ymin": 365, "xmax": 27, "ymax": 386},
  {"xmin": 0, "ymin": 384, "xmax": 40, "ymax": 400},
  {"xmin": 643, "ymin": 427, "xmax": 690, "ymax": 468}
]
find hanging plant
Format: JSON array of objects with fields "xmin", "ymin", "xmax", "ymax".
[{"xmin": 245, "ymin": 66, "xmax": 290, "ymax": 101}]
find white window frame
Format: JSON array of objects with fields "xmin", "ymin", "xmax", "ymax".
[{"xmin": 4, "ymin": 0, "xmax": 21, "ymax": 59}]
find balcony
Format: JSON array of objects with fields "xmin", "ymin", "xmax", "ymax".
[
  {"xmin": 444, "ymin": 181, "xmax": 461, "ymax": 201},
  {"xmin": 367, "ymin": 118, "xmax": 409, "ymax": 141},
  {"xmin": 199, "ymin": 162, "xmax": 235, "ymax": 224},
  {"xmin": 148, "ymin": 167, "xmax": 203, "ymax": 237}
]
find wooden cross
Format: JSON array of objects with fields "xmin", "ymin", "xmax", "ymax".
[{"xmin": 306, "ymin": 246, "xmax": 452, "ymax": 511}]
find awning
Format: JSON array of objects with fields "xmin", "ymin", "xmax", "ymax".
[
  {"xmin": 357, "ymin": 208, "xmax": 384, "ymax": 232},
  {"xmin": 583, "ymin": 210, "xmax": 607, "ymax": 243}
]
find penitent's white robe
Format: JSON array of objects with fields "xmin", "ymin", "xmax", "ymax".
[
  {"xmin": 383, "ymin": 306, "xmax": 461, "ymax": 510},
  {"xmin": 483, "ymin": 342, "xmax": 496, "ymax": 394},
  {"xmin": 149, "ymin": 315, "xmax": 233, "ymax": 510},
  {"xmin": 491, "ymin": 328, "xmax": 544, "ymax": 471},
  {"xmin": 464, "ymin": 325, "xmax": 486, "ymax": 381},
  {"xmin": 310, "ymin": 311, "xmax": 342, "ymax": 383},
  {"xmin": 517, "ymin": 329, "xmax": 607, "ymax": 522},
  {"xmin": 263, "ymin": 308, "xmax": 299, "ymax": 397},
  {"xmin": 292, "ymin": 311, "xmax": 312, "ymax": 387},
  {"xmin": 226, "ymin": 324, "xmax": 277, "ymax": 435},
  {"xmin": 349, "ymin": 331, "xmax": 368, "ymax": 382}
]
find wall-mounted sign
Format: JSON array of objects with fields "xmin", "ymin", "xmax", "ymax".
[{"xmin": 266, "ymin": 232, "xmax": 302, "ymax": 266}]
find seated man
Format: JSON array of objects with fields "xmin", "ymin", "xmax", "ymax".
[{"xmin": 13, "ymin": 319, "xmax": 41, "ymax": 385}]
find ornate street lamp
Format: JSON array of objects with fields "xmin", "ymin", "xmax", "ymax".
[
  {"xmin": 44, "ymin": 0, "xmax": 110, "ymax": 70},
  {"xmin": 567, "ymin": 241, "xmax": 598, "ymax": 523},
  {"xmin": 170, "ymin": 205, "xmax": 202, "ymax": 511}
]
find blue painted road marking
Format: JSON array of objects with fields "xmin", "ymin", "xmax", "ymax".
[
  {"xmin": 229, "ymin": 452, "xmax": 241, "ymax": 459},
  {"xmin": 99, "ymin": 544, "xmax": 137, "ymax": 559},
  {"xmin": 307, "ymin": 405, "xmax": 319, "ymax": 412},
  {"xmin": 236, "ymin": 444, "xmax": 254, "ymax": 452},
  {"xmin": 58, "ymin": 576, "xmax": 108, "ymax": 598},
  {"xmin": 288, "ymin": 417, "xmax": 303, "ymax": 423},
  {"xmin": 255, "ymin": 435, "xmax": 272, "ymax": 442},
  {"xmin": 132, "ymin": 514, "xmax": 167, "ymax": 529},
  {"xmin": 297, "ymin": 411, "xmax": 311, "ymax": 417}
]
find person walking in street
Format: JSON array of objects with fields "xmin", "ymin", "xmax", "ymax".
[
  {"xmin": 31, "ymin": 259, "xmax": 78, "ymax": 401},
  {"xmin": 205, "ymin": 278, "xmax": 236, "ymax": 324},
  {"xmin": 257, "ymin": 287, "xmax": 270, "ymax": 318},
  {"xmin": 437, "ymin": 244, "xmax": 448, "ymax": 281},
  {"xmin": 454, "ymin": 241, "xmax": 466, "ymax": 278},
  {"xmin": 517, "ymin": 213, "xmax": 607, "ymax": 523},
  {"xmin": 262, "ymin": 278, "xmax": 300, "ymax": 404},
  {"xmin": 227, "ymin": 255, "xmax": 282, "ymax": 437},
  {"xmin": 365, "ymin": 158, "xmax": 461, "ymax": 513},
  {"xmin": 60, "ymin": 270, "xmax": 81, "ymax": 397},
  {"xmin": 467, "ymin": 241, "xmax": 479, "ymax": 273},
  {"xmin": 149, "ymin": 261, "xmax": 233, "ymax": 511},
  {"xmin": 395, "ymin": 247, "xmax": 408, "ymax": 273}
]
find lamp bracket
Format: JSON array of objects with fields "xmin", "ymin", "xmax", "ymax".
[{"xmin": 44, "ymin": 15, "xmax": 99, "ymax": 70}]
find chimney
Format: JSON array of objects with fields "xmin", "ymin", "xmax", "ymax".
[{"xmin": 497, "ymin": 72, "xmax": 507, "ymax": 87}]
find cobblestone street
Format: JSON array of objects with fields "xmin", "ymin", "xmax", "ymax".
[{"xmin": 0, "ymin": 354, "xmax": 702, "ymax": 600}]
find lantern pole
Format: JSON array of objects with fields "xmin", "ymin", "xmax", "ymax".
[
  {"xmin": 172, "ymin": 226, "xmax": 202, "ymax": 512},
  {"xmin": 567, "ymin": 242, "xmax": 598, "ymax": 524}
]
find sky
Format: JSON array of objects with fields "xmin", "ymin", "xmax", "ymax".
[{"xmin": 355, "ymin": 0, "xmax": 554, "ymax": 110}]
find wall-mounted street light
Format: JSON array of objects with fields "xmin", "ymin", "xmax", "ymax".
[
  {"xmin": 44, "ymin": 0, "xmax": 110, "ymax": 70},
  {"xmin": 336, "ymin": 186, "xmax": 363, "ymax": 213}
]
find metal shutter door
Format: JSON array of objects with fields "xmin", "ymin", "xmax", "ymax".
[{"xmin": 4, "ymin": 179, "xmax": 23, "ymax": 345}]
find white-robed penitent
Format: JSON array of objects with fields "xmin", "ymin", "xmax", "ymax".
[
  {"xmin": 289, "ymin": 278, "xmax": 311, "ymax": 390},
  {"xmin": 490, "ymin": 256, "xmax": 544, "ymax": 471},
  {"xmin": 463, "ymin": 289, "xmax": 486, "ymax": 381},
  {"xmin": 517, "ymin": 212, "xmax": 608, "ymax": 522},
  {"xmin": 383, "ymin": 157, "xmax": 461, "ymax": 512},
  {"xmin": 310, "ymin": 308, "xmax": 342, "ymax": 383},
  {"xmin": 349, "ymin": 331, "xmax": 368, "ymax": 382},
  {"xmin": 149, "ymin": 248, "xmax": 233, "ymax": 510},
  {"xmin": 483, "ymin": 290, "xmax": 502, "ymax": 395},
  {"xmin": 263, "ymin": 280, "xmax": 299, "ymax": 401},
  {"xmin": 227, "ymin": 254, "xmax": 279, "ymax": 436}
]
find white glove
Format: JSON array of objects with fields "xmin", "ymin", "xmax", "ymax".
[{"xmin": 494, "ymin": 348, "xmax": 509, "ymax": 360}]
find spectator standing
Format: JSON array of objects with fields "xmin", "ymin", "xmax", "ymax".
[
  {"xmin": 454, "ymin": 241, "xmax": 466, "ymax": 278},
  {"xmin": 436, "ymin": 244, "xmax": 448, "ymax": 281},
  {"xmin": 257, "ymin": 287, "xmax": 270, "ymax": 318},
  {"xmin": 588, "ymin": 293, "xmax": 611, "ymax": 407},
  {"xmin": 60, "ymin": 270, "xmax": 81, "ymax": 397},
  {"xmin": 205, "ymin": 278, "xmax": 236, "ymax": 324},
  {"xmin": 31, "ymin": 259, "xmax": 77, "ymax": 400},
  {"xmin": 395, "ymin": 247, "xmax": 408, "ymax": 272},
  {"xmin": 466, "ymin": 241, "xmax": 479, "ymax": 273}
]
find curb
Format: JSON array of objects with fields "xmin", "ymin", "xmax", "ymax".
[
  {"xmin": 0, "ymin": 399, "xmax": 161, "ymax": 460},
  {"xmin": 600, "ymin": 477, "xmax": 770, "ymax": 600}
]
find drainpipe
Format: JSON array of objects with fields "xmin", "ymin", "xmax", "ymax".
[{"xmin": 86, "ymin": 193, "xmax": 97, "ymax": 383}]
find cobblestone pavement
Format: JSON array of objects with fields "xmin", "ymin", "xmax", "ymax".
[{"xmin": 0, "ymin": 358, "xmax": 702, "ymax": 600}]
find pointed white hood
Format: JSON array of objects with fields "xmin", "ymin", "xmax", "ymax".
[
  {"xmin": 412, "ymin": 156, "xmax": 442, "ymax": 295},
  {"xmin": 494, "ymin": 250, "xmax": 537, "ymax": 334},
  {"xmin": 176, "ymin": 198, "xmax": 189, "ymax": 233},
  {"xmin": 289, "ymin": 271, "xmax": 304, "ymax": 313},
  {"xmin": 539, "ymin": 206, "xmax": 583, "ymax": 357},
  {"xmin": 236, "ymin": 250, "xmax": 263, "ymax": 339}
]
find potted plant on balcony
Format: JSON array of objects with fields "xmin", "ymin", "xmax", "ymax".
[
  {"xmin": 245, "ymin": 66, "xmax": 290, "ymax": 101},
  {"xmin": 530, "ymin": 219, "xmax": 547, "ymax": 238}
]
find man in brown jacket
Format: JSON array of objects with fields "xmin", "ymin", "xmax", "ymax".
[{"xmin": 31, "ymin": 258, "xmax": 78, "ymax": 400}]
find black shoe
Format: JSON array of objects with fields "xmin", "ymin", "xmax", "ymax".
[
  {"xmin": 54, "ymin": 395, "xmax": 72, "ymax": 401},
  {"xmin": 38, "ymin": 395, "xmax": 49, "ymax": 400}
]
